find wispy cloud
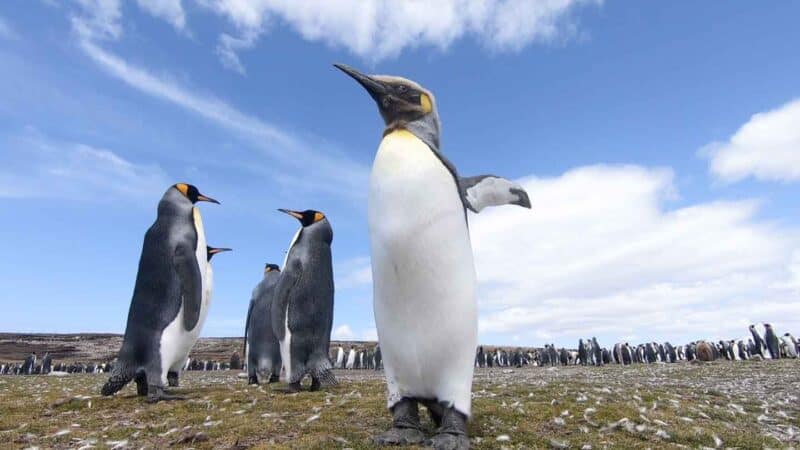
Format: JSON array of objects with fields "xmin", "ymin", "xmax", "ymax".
[
  {"xmin": 0, "ymin": 128, "xmax": 170, "ymax": 202},
  {"xmin": 702, "ymin": 98, "xmax": 800, "ymax": 183},
  {"xmin": 70, "ymin": 0, "xmax": 368, "ymax": 197},
  {"xmin": 199, "ymin": 0, "xmax": 600, "ymax": 73},
  {"xmin": 135, "ymin": 0, "xmax": 186, "ymax": 31},
  {"xmin": 0, "ymin": 15, "xmax": 18, "ymax": 40}
]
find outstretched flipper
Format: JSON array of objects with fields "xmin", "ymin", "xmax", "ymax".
[
  {"xmin": 460, "ymin": 175, "xmax": 531, "ymax": 213},
  {"xmin": 173, "ymin": 244, "xmax": 203, "ymax": 332}
]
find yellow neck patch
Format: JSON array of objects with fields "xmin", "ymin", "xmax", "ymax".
[{"xmin": 420, "ymin": 93, "xmax": 432, "ymax": 114}]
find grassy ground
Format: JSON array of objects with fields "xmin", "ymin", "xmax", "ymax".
[{"xmin": 1, "ymin": 360, "xmax": 798, "ymax": 449}]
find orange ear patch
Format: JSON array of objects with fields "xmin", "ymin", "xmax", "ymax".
[
  {"xmin": 314, "ymin": 212, "xmax": 325, "ymax": 222},
  {"xmin": 176, "ymin": 183, "xmax": 189, "ymax": 196}
]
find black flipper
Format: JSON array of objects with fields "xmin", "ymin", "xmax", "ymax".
[
  {"xmin": 174, "ymin": 244, "xmax": 203, "ymax": 332},
  {"xmin": 271, "ymin": 267, "xmax": 300, "ymax": 343}
]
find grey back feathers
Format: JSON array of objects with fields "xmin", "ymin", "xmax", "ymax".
[{"xmin": 245, "ymin": 266, "xmax": 282, "ymax": 383}]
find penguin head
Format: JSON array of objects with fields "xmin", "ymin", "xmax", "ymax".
[
  {"xmin": 764, "ymin": 323, "xmax": 772, "ymax": 329},
  {"xmin": 335, "ymin": 64, "xmax": 440, "ymax": 145},
  {"xmin": 264, "ymin": 263, "xmax": 280, "ymax": 274},
  {"xmin": 335, "ymin": 64, "xmax": 436, "ymax": 123},
  {"xmin": 749, "ymin": 324, "xmax": 756, "ymax": 330},
  {"xmin": 174, "ymin": 183, "xmax": 220, "ymax": 204},
  {"xmin": 278, "ymin": 209, "xmax": 327, "ymax": 227},
  {"xmin": 206, "ymin": 246, "xmax": 232, "ymax": 261}
]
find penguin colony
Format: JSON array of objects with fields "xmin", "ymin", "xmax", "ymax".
[{"xmin": 0, "ymin": 65, "xmax": 780, "ymax": 449}]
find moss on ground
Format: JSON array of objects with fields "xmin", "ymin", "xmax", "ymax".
[{"xmin": 1, "ymin": 360, "xmax": 798, "ymax": 449}]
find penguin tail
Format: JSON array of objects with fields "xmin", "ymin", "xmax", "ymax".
[
  {"xmin": 311, "ymin": 357, "xmax": 338, "ymax": 386},
  {"xmin": 101, "ymin": 364, "xmax": 133, "ymax": 396}
]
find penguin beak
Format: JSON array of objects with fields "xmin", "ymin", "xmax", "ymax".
[
  {"xmin": 208, "ymin": 247, "xmax": 232, "ymax": 255},
  {"xmin": 334, "ymin": 63, "xmax": 387, "ymax": 101},
  {"xmin": 278, "ymin": 208, "xmax": 304, "ymax": 221},
  {"xmin": 197, "ymin": 194, "xmax": 220, "ymax": 204}
]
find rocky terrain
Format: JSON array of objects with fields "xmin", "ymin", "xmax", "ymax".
[{"xmin": 1, "ymin": 359, "xmax": 799, "ymax": 449}]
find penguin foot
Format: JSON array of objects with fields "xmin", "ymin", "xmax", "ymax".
[
  {"xmin": 247, "ymin": 375, "xmax": 259, "ymax": 385},
  {"xmin": 424, "ymin": 432, "xmax": 470, "ymax": 450},
  {"xmin": 145, "ymin": 385, "xmax": 184, "ymax": 403},
  {"xmin": 285, "ymin": 382, "xmax": 302, "ymax": 393},
  {"xmin": 167, "ymin": 371, "xmax": 179, "ymax": 387},
  {"xmin": 309, "ymin": 378, "xmax": 321, "ymax": 392},
  {"xmin": 424, "ymin": 407, "xmax": 469, "ymax": 450},
  {"xmin": 268, "ymin": 374, "xmax": 280, "ymax": 383},
  {"xmin": 373, "ymin": 427, "xmax": 426, "ymax": 446},
  {"xmin": 374, "ymin": 398, "xmax": 426, "ymax": 446}
]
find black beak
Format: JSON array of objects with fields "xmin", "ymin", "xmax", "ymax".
[
  {"xmin": 196, "ymin": 193, "xmax": 220, "ymax": 204},
  {"xmin": 278, "ymin": 208, "xmax": 304, "ymax": 221},
  {"xmin": 208, "ymin": 247, "xmax": 232, "ymax": 255},
  {"xmin": 334, "ymin": 63, "xmax": 387, "ymax": 100}
]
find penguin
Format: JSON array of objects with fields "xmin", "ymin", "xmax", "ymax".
[
  {"xmin": 244, "ymin": 263, "xmax": 283, "ymax": 385},
  {"xmin": 374, "ymin": 345, "xmax": 382, "ymax": 371},
  {"xmin": 101, "ymin": 183, "xmax": 219, "ymax": 402},
  {"xmin": 271, "ymin": 209, "xmax": 336, "ymax": 391},
  {"xmin": 763, "ymin": 323, "xmax": 781, "ymax": 359},
  {"xmin": 591, "ymin": 338, "xmax": 603, "ymax": 366},
  {"xmin": 41, "ymin": 353, "xmax": 52, "ymax": 375},
  {"xmin": 346, "ymin": 346, "xmax": 356, "ymax": 370},
  {"xmin": 335, "ymin": 346, "xmax": 345, "ymax": 369},
  {"xmin": 169, "ymin": 245, "xmax": 231, "ymax": 388},
  {"xmin": 335, "ymin": 64, "xmax": 531, "ymax": 448},
  {"xmin": 780, "ymin": 334, "xmax": 796, "ymax": 358},
  {"xmin": 749, "ymin": 324, "xmax": 767, "ymax": 358},
  {"xmin": 578, "ymin": 339, "xmax": 588, "ymax": 366}
]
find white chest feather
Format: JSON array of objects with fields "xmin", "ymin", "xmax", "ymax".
[
  {"xmin": 369, "ymin": 130, "xmax": 477, "ymax": 415},
  {"xmin": 160, "ymin": 208, "xmax": 210, "ymax": 381}
]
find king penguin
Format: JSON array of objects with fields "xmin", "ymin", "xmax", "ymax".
[
  {"xmin": 101, "ymin": 183, "xmax": 219, "ymax": 402},
  {"xmin": 763, "ymin": 323, "xmax": 781, "ymax": 359},
  {"xmin": 168, "ymin": 244, "xmax": 231, "ymax": 388},
  {"xmin": 271, "ymin": 209, "xmax": 336, "ymax": 392},
  {"xmin": 335, "ymin": 64, "xmax": 531, "ymax": 449},
  {"xmin": 245, "ymin": 263, "xmax": 283, "ymax": 384}
]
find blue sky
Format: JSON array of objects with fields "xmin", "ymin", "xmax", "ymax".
[{"xmin": 1, "ymin": 1, "xmax": 799, "ymax": 348}]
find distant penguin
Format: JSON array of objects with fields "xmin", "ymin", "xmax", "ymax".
[
  {"xmin": 336, "ymin": 64, "xmax": 531, "ymax": 448},
  {"xmin": 763, "ymin": 324, "xmax": 780, "ymax": 359},
  {"xmin": 272, "ymin": 209, "xmax": 336, "ymax": 391},
  {"xmin": 591, "ymin": 338, "xmax": 603, "ymax": 366},
  {"xmin": 578, "ymin": 339, "xmax": 588, "ymax": 366},
  {"xmin": 749, "ymin": 324, "xmax": 767, "ymax": 358},
  {"xmin": 374, "ymin": 345, "xmax": 382, "ymax": 370},
  {"xmin": 335, "ymin": 346, "xmax": 345, "ymax": 369},
  {"xmin": 22, "ymin": 353, "xmax": 36, "ymax": 375},
  {"xmin": 245, "ymin": 263, "xmax": 282, "ymax": 385},
  {"xmin": 41, "ymin": 353, "xmax": 52, "ymax": 375},
  {"xmin": 780, "ymin": 334, "xmax": 797, "ymax": 358},
  {"xmin": 695, "ymin": 341, "xmax": 715, "ymax": 362},
  {"xmin": 346, "ymin": 347, "xmax": 356, "ymax": 370},
  {"xmin": 101, "ymin": 183, "xmax": 220, "ymax": 402}
]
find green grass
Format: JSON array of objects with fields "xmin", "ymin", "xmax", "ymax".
[{"xmin": 1, "ymin": 360, "xmax": 798, "ymax": 448}]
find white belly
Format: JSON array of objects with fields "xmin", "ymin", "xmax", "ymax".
[
  {"xmin": 160, "ymin": 208, "xmax": 209, "ymax": 382},
  {"xmin": 369, "ymin": 130, "xmax": 477, "ymax": 416}
]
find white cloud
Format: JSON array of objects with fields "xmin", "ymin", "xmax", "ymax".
[
  {"xmin": 0, "ymin": 129, "xmax": 169, "ymax": 201},
  {"xmin": 704, "ymin": 98, "xmax": 800, "ymax": 183},
  {"xmin": 332, "ymin": 324, "xmax": 356, "ymax": 340},
  {"xmin": 200, "ymin": 0, "xmax": 598, "ymax": 72},
  {"xmin": 135, "ymin": 0, "xmax": 186, "ymax": 31},
  {"xmin": 336, "ymin": 256, "xmax": 373, "ymax": 289},
  {"xmin": 71, "ymin": 0, "xmax": 122, "ymax": 41},
  {"xmin": 215, "ymin": 31, "xmax": 258, "ymax": 75},
  {"xmin": 469, "ymin": 165, "xmax": 800, "ymax": 344}
]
